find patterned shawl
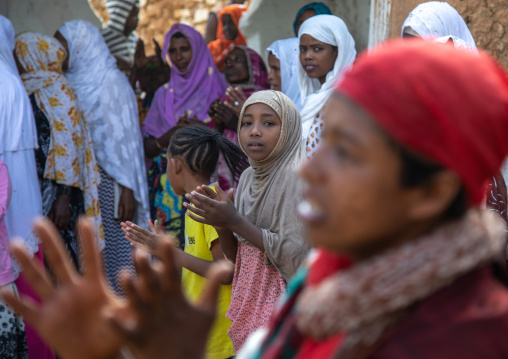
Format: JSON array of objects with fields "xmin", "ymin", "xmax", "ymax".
[{"xmin": 16, "ymin": 32, "xmax": 104, "ymax": 245}]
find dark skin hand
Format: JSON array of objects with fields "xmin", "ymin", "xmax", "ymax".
[
  {"xmin": 0, "ymin": 219, "xmax": 127, "ymax": 359},
  {"xmin": 210, "ymin": 102, "xmax": 239, "ymax": 131},
  {"xmin": 118, "ymin": 187, "xmax": 135, "ymax": 222},
  {"xmin": 49, "ymin": 193, "xmax": 71, "ymax": 229},
  {"xmin": 189, "ymin": 185, "xmax": 239, "ymax": 263},
  {"xmin": 0, "ymin": 218, "xmax": 232, "ymax": 359},
  {"xmin": 108, "ymin": 238, "xmax": 233, "ymax": 359},
  {"xmin": 144, "ymin": 114, "xmax": 205, "ymax": 158},
  {"xmin": 224, "ymin": 86, "xmax": 247, "ymax": 117}
]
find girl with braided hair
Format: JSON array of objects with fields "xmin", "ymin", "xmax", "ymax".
[{"xmin": 122, "ymin": 125, "xmax": 248, "ymax": 359}]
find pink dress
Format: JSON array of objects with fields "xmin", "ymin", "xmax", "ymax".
[
  {"xmin": 226, "ymin": 241, "xmax": 286, "ymax": 352},
  {"xmin": 0, "ymin": 160, "xmax": 15, "ymax": 286}
]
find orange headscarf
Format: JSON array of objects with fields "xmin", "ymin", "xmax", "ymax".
[{"xmin": 208, "ymin": 4, "xmax": 247, "ymax": 71}]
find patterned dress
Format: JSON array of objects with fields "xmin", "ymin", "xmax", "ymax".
[
  {"xmin": 226, "ymin": 242, "xmax": 286, "ymax": 352},
  {"xmin": 31, "ymin": 94, "xmax": 85, "ymax": 268}
]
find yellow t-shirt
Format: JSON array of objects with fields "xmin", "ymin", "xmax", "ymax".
[{"xmin": 182, "ymin": 214, "xmax": 235, "ymax": 359}]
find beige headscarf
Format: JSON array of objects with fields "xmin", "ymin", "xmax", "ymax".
[{"xmin": 235, "ymin": 90, "xmax": 310, "ymax": 281}]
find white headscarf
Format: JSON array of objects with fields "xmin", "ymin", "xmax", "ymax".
[
  {"xmin": 298, "ymin": 15, "xmax": 356, "ymax": 140},
  {"xmin": 266, "ymin": 37, "xmax": 302, "ymax": 111},
  {"xmin": 401, "ymin": 2, "xmax": 476, "ymax": 48},
  {"xmin": 0, "ymin": 15, "xmax": 38, "ymax": 154},
  {"xmin": 58, "ymin": 20, "xmax": 149, "ymax": 225},
  {"xmin": 434, "ymin": 35, "xmax": 478, "ymax": 54}
]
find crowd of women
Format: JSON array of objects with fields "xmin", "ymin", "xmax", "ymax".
[{"xmin": 1, "ymin": 1, "xmax": 508, "ymax": 358}]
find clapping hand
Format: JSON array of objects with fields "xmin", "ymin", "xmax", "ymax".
[
  {"xmin": 184, "ymin": 183, "xmax": 237, "ymax": 231},
  {"xmin": 121, "ymin": 219, "xmax": 168, "ymax": 255},
  {"xmin": 108, "ymin": 236, "xmax": 233, "ymax": 359},
  {"xmin": 224, "ymin": 86, "xmax": 247, "ymax": 117},
  {"xmin": 0, "ymin": 218, "xmax": 126, "ymax": 359}
]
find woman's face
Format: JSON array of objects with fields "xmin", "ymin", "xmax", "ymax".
[
  {"xmin": 299, "ymin": 95, "xmax": 453, "ymax": 259},
  {"xmin": 224, "ymin": 47, "xmax": 249, "ymax": 84},
  {"xmin": 169, "ymin": 36, "xmax": 192, "ymax": 73},
  {"xmin": 300, "ymin": 34, "xmax": 338, "ymax": 85},
  {"xmin": 53, "ymin": 31, "xmax": 69, "ymax": 71},
  {"xmin": 222, "ymin": 14, "xmax": 238, "ymax": 41},
  {"xmin": 239, "ymin": 103, "xmax": 281, "ymax": 161},
  {"xmin": 295, "ymin": 9, "xmax": 316, "ymax": 35},
  {"xmin": 267, "ymin": 53, "xmax": 281, "ymax": 91}
]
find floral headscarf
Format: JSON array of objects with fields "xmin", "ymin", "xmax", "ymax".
[{"xmin": 16, "ymin": 32, "xmax": 104, "ymax": 245}]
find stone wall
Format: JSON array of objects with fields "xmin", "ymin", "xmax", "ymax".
[
  {"xmin": 388, "ymin": 0, "xmax": 508, "ymax": 68},
  {"xmin": 89, "ymin": 0, "xmax": 231, "ymax": 55}
]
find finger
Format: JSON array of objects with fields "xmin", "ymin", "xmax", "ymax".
[
  {"xmin": 182, "ymin": 202, "xmax": 207, "ymax": 217},
  {"xmin": 10, "ymin": 241, "xmax": 54, "ymax": 300},
  {"xmin": 187, "ymin": 191, "xmax": 216, "ymax": 207},
  {"xmin": 133, "ymin": 251, "xmax": 161, "ymax": 298},
  {"xmin": 196, "ymin": 261, "xmax": 233, "ymax": 314},
  {"xmin": 226, "ymin": 87, "xmax": 240, "ymax": 102},
  {"xmin": 154, "ymin": 220, "xmax": 163, "ymax": 234},
  {"xmin": 235, "ymin": 87, "xmax": 247, "ymax": 101},
  {"xmin": 0, "ymin": 290, "xmax": 41, "ymax": 328},
  {"xmin": 227, "ymin": 188, "xmax": 235, "ymax": 204},
  {"xmin": 127, "ymin": 226, "xmax": 153, "ymax": 243},
  {"xmin": 77, "ymin": 218, "xmax": 103, "ymax": 281},
  {"xmin": 34, "ymin": 218, "xmax": 77, "ymax": 284},
  {"xmin": 157, "ymin": 236, "xmax": 181, "ymax": 294},
  {"xmin": 186, "ymin": 211, "xmax": 208, "ymax": 224},
  {"xmin": 199, "ymin": 185, "xmax": 218, "ymax": 199},
  {"xmin": 213, "ymin": 182, "xmax": 227, "ymax": 199},
  {"xmin": 147, "ymin": 219, "xmax": 156, "ymax": 233}
]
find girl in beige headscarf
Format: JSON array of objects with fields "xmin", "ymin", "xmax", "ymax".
[{"xmin": 185, "ymin": 90, "xmax": 310, "ymax": 352}]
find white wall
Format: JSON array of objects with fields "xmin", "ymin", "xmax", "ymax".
[
  {"xmin": 0, "ymin": 0, "xmax": 101, "ymax": 36},
  {"xmin": 240, "ymin": 0, "xmax": 371, "ymax": 60}
]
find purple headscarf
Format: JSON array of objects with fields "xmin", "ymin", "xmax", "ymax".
[{"xmin": 142, "ymin": 23, "xmax": 228, "ymax": 138}]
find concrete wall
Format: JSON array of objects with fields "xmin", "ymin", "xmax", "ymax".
[
  {"xmin": 240, "ymin": 0, "xmax": 371, "ymax": 59},
  {"xmin": 0, "ymin": 0, "xmax": 101, "ymax": 36},
  {"xmin": 388, "ymin": 0, "xmax": 508, "ymax": 68}
]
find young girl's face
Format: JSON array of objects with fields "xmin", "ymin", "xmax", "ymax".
[{"xmin": 239, "ymin": 103, "xmax": 281, "ymax": 161}]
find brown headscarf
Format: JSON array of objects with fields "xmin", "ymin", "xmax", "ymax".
[{"xmin": 235, "ymin": 90, "xmax": 309, "ymax": 281}]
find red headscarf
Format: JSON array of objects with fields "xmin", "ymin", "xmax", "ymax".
[
  {"xmin": 208, "ymin": 4, "xmax": 247, "ymax": 71},
  {"xmin": 336, "ymin": 39, "xmax": 508, "ymax": 205}
]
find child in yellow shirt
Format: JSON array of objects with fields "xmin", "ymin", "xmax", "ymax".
[{"xmin": 122, "ymin": 125, "xmax": 248, "ymax": 359}]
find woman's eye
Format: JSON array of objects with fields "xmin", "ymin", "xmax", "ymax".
[
  {"xmin": 299, "ymin": 47, "xmax": 305, "ymax": 53},
  {"xmin": 265, "ymin": 121, "xmax": 275, "ymax": 126},
  {"xmin": 241, "ymin": 121, "xmax": 251, "ymax": 127},
  {"xmin": 314, "ymin": 47, "xmax": 322, "ymax": 52}
]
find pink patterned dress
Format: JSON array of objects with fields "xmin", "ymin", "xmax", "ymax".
[{"xmin": 226, "ymin": 241, "xmax": 286, "ymax": 352}]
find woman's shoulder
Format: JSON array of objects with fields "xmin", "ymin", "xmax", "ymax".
[{"xmin": 373, "ymin": 266, "xmax": 508, "ymax": 358}]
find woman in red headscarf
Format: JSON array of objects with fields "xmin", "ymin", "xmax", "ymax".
[{"xmin": 208, "ymin": 4, "xmax": 248, "ymax": 72}]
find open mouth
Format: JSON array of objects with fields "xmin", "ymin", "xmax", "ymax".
[
  {"xmin": 303, "ymin": 65, "xmax": 317, "ymax": 72},
  {"xmin": 298, "ymin": 200, "xmax": 326, "ymax": 223}
]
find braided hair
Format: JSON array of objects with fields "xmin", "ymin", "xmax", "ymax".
[{"xmin": 168, "ymin": 125, "xmax": 249, "ymax": 184}]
